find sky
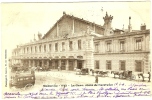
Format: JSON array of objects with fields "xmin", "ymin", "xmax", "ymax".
[{"xmin": 1, "ymin": 2, "xmax": 151, "ymax": 58}]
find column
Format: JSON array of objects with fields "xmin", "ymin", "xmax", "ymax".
[
  {"xmin": 74, "ymin": 60, "xmax": 77, "ymax": 69},
  {"xmin": 66, "ymin": 60, "xmax": 69, "ymax": 70},
  {"xmin": 37, "ymin": 60, "xmax": 39, "ymax": 66},
  {"xmin": 52, "ymin": 60, "xmax": 55, "ymax": 69}
]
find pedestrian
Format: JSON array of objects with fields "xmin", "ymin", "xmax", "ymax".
[
  {"xmin": 58, "ymin": 66, "xmax": 60, "ymax": 71},
  {"xmin": 95, "ymin": 75, "xmax": 98, "ymax": 83}
]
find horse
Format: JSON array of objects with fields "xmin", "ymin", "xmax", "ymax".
[
  {"xmin": 111, "ymin": 71, "xmax": 121, "ymax": 78},
  {"xmin": 90, "ymin": 69, "xmax": 100, "ymax": 76},
  {"xmin": 138, "ymin": 72, "xmax": 151, "ymax": 82},
  {"xmin": 98, "ymin": 71, "xmax": 109, "ymax": 77}
]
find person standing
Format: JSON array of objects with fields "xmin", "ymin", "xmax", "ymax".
[{"xmin": 95, "ymin": 75, "xmax": 98, "ymax": 83}]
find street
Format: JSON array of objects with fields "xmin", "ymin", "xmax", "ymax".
[{"xmin": 9, "ymin": 70, "xmax": 152, "ymax": 93}]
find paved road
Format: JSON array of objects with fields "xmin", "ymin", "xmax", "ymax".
[{"xmin": 10, "ymin": 70, "xmax": 152, "ymax": 93}]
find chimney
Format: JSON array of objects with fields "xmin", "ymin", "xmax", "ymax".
[
  {"xmin": 38, "ymin": 32, "xmax": 42, "ymax": 40},
  {"xmin": 63, "ymin": 11, "xmax": 66, "ymax": 15},
  {"xmin": 128, "ymin": 16, "xmax": 132, "ymax": 32},
  {"xmin": 140, "ymin": 23, "xmax": 146, "ymax": 30}
]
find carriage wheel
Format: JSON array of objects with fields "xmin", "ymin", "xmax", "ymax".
[
  {"xmin": 131, "ymin": 75, "xmax": 136, "ymax": 80},
  {"xmin": 24, "ymin": 84, "xmax": 33, "ymax": 90}
]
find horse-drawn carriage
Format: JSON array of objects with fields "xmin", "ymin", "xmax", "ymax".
[
  {"xmin": 9, "ymin": 70, "xmax": 35, "ymax": 90},
  {"xmin": 111, "ymin": 70, "xmax": 136, "ymax": 80},
  {"xmin": 75, "ymin": 68, "xmax": 89, "ymax": 75},
  {"xmin": 11, "ymin": 66, "xmax": 29, "ymax": 72},
  {"xmin": 90, "ymin": 69, "xmax": 109, "ymax": 77}
]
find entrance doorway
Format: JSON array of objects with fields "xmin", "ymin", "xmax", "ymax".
[
  {"xmin": 39, "ymin": 61, "xmax": 42, "ymax": 67},
  {"xmin": 55, "ymin": 60, "xmax": 58, "ymax": 69},
  {"xmin": 49, "ymin": 61, "xmax": 52, "ymax": 69},
  {"xmin": 69, "ymin": 60, "xmax": 74, "ymax": 71},
  {"xmin": 61, "ymin": 60, "xmax": 66, "ymax": 70},
  {"xmin": 77, "ymin": 60, "xmax": 83, "ymax": 69}
]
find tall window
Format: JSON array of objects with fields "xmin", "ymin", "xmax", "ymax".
[
  {"xmin": 62, "ymin": 42, "xmax": 65, "ymax": 51},
  {"xmin": 24, "ymin": 48, "xmax": 25, "ymax": 54},
  {"xmin": 35, "ymin": 46, "xmax": 37, "ymax": 53},
  {"xmin": 95, "ymin": 60, "xmax": 99, "ymax": 69},
  {"xmin": 49, "ymin": 44, "xmax": 51, "ymax": 51},
  {"xmin": 120, "ymin": 60, "xmax": 125, "ymax": 70},
  {"xmin": 69, "ymin": 41, "xmax": 73, "ymax": 51},
  {"xmin": 120, "ymin": 40, "xmax": 125, "ymax": 51},
  {"xmin": 55, "ymin": 43, "xmax": 58, "ymax": 52},
  {"xmin": 27, "ymin": 47, "xmax": 29, "ymax": 53},
  {"xmin": 135, "ymin": 39, "xmax": 142, "ymax": 50},
  {"xmin": 39, "ymin": 45, "xmax": 41, "ymax": 52},
  {"xmin": 44, "ymin": 45, "xmax": 46, "ymax": 52},
  {"xmin": 95, "ymin": 43, "xmax": 99, "ymax": 53},
  {"xmin": 31, "ymin": 47, "xmax": 32, "ymax": 53},
  {"xmin": 78, "ymin": 40, "xmax": 81, "ymax": 50},
  {"xmin": 135, "ymin": 60, "xmax": 142, "ymax": 72},
  {"xmin": 106, "ymin": 41, "xmax": 111, "ymax": 52},
  {"xmin": 106, "ymin": 60, "xmax": 111, "ymax": 70}
]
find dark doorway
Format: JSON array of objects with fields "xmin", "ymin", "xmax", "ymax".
[
  {"xmin": 39, "ymin": 61, "xmax": 42, "ymax": 67},
  {"xmin": 69, "ymin": 60, "xmax": 74, "ymax": 71},
  {"xmin": 55, "ymin": 60, "xmax": 58, "ymax": 69},
  {"xmin": 77, "ymin": 60, "xmax": 82, "ymax": 69},
  {"xmin": 61, "ymin": 60, "xmax": 66, "ymax": 70}
]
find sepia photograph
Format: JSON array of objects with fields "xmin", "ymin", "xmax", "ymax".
[{"xmin": 1, "ymin": 1, "xmax": 151, "ymax": 99}]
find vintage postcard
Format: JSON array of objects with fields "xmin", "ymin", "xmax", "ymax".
[{"xmin": 1, "ymin": 2, "xmax": 151, "ymax": 99}]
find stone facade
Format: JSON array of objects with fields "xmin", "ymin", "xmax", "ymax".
[{"xmin": 11, "ymin": 12, "xmax": 150, "ymax": 74}]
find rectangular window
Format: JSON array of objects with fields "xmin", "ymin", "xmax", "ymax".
[
  {"xmin": 35, "ymin": 46, "xmax": 37, "ymax": 53},
  {"xmin": 49, "ymin": 44, "xmax": 51, "ymax": 51},
  {"xmin": 120, "ymin": 41, "xmax": 125, "ymax": 51},
  {"xmin": 106, "ymin": 42, "xmax": 111, "ymax": 52},
  {"xmin": 39, "ymin": 45, "xmax": 41, "ymax": 52},
  {"xmin": 95, "ymin": 43, "xmax": 99, "ymax": 53},
  {"xmin": 31, "ymin": 47, "xmax": 32, "ymax": 53},
  {"xmin": 55, "ymin": 43, "xmax": 58, "ymax": 52},
  {"xmin": 62, "ymin": 42, "xmax": 65, "ymax": 51},
  {"xmin": 78, "ymin": 40, "xmax": 81, "ymax": 50},
  {"xmin": 24, "ymin": 48, "xmax": 25, "ymax": 53},
  {"xmin": 135, "ymin": 39, "xmax": 142, "ymax": 50},
  {"xmin": 27, "ymin": 47, "xmax": 29, "ymax": 53},
  {"xmin": 106, "ymin": 60, "xmax": 111, "ymax": 70},
  {"xmin": 120, "ymin": 60, "xmax": 126, "ymax": 71},
  {"xmin": 69, "ymin": 41, "xmax": 73, "ymax": 51},
  {"xmin": 95, "ymin": 60, "xmax": 99, "ymax": 69},
  {"xmin": 135, "ymin": 60, "xmax": 142, "ymax": 72},
  {"xmin": 44, "ymin": 45, "xmax": 46, "ymax": 52}
]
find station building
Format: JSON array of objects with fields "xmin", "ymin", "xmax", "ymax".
[{"xmin": 11, "ymin": 12, "xmax": 150, "ymax": 74}]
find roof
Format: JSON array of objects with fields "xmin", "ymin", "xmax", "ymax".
[{"xmin": 42, "ymin": 12, "xmax": 104, "ymax": 39}]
